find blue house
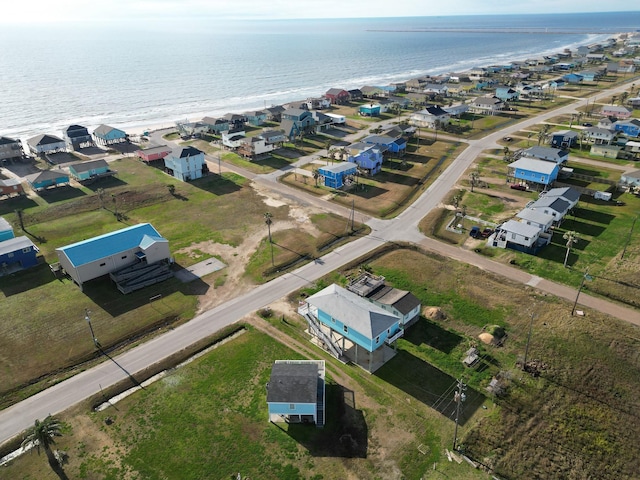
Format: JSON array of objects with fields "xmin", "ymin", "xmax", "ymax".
[
  {"xmin": 0, "ymin": 216, "xmax": 14, "ymax": 242},
  {"xmin": 508, "ymin": 157, "xmax": 560, "ymax": 187},
  {"xmin": 363, "ymin": 134, "xmax": 407, "ymax": 155},
  {"xmin": 300, "ymin": 284, "xmax": 402, "ymax": 372},
  {"xmin": 359, "ymin": 104, "xmax": 381, "ymax": 117},
  {"xmin": 164, "ymin": 146, "xmax": 207, "ymax": 181},
  {"xmin": 25, "ymin": 170, "xmax": 70, "ymax": 191},
  {"xmin": 318, "ymin": 163, "xmax": 357, "ymax": 189},
  {"xmin": 614, "ymin": 119, "xmax": 640, "ymax": 138},
  {"xmin": 201, "ymin": 116, "xmax": 230, "ymax": 133},
  {"xmin": 495, "ymin": 86, "xmax": 520, "ymax": 101},
  {"xmin": 266, "ymin": 360, "xmax": 325, "ymax": 427},
  {"xmin": 0, "ymin": 236, "xmax": 39, "ymax": 274},
  {"xmin": 347, "ymin": 142, "xmax": 383, "ymax": 175},
  {"xmin": 562, "ymin": 73, "xmax": 584, "ymax": 84},
  {"xmin": 550, "ymin": 130, "xmax": 579, "ymax": 149},
  {"xmin": 93, "ymin": 125, "xmax": 127, "ymax": 146},
  {"xmin": 69, "ymin": 159, "xmax": 112, "ymax": 181},
  {"xmin": 280, "ymin": 109, "xmax": 315, "ymax": 140},
  {"xmin": 245, "ymin": 110, "xmax": 268, "ymax": 126}
]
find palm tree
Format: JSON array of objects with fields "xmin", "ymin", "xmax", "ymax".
[
  {"xmin": 469, "ymin": 171, "xmax": 480, "ymax": 192},
  {"xmin": 22, "ymin": 415, "xmax": 68, "ymax": 480},
  {"xmin": 312, "ymin": 168, "xmax": 320, "ymax": 187},
  {"xmin": 537, "ymin": 124, "xmax": 550, "ymax": 146},
  {"xmin": 563, "ymin": 231, "xmax": 579, "ymax": 268},
  {"xmin": 619, "ymin": 91, "xmax": 629, "ymax": 106},
  {"xmin": 503, "ymin": 146, "xmax": 511, "ymax": 162},
  {"xmin": 264, "ymin": 212, "xmax": 273, "ymax": 243}
]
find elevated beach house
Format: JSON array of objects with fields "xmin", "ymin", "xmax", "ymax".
[
  {"xmin": 0, "ymin": 178, "xmax": 24, "ymax": 198},
  {"xmin": 346, "ymin": 142, "xmax": 383, "ymax": 175},
  {"xmin": 508, "ymin": 157, "xmax": 560, "ymax": 188},
  {"xmin": 266, "ymin": 360, "xmax": 325, "ymax": 427},
  {"xmin": 298, "ymin": 284, "xmax": 403, "ymax": 373},
  {"xmin": 136, "ymin": 145, "xmax": 172, "ymax": 163},
  {"xmin": 551, "ymin": 130, "xmax": 579, "ymax": 149},
  {"xmin": 63, "ymin": 125, "xmax": 94, "ymax": 151},
  {"xmin": 317, "ymin": 162, "xmax": 357, "ymax": 189},
  {"xmin": 56, "ymin": 223, "xmax": 171, "ymax": 290},
  {"xmin": 0, "ymin": 136, "xmax": 24, "ymax": 162},
  {"xmin": 469, "ymin": 96, "xmax": 504, "ymax": 115},
  {"xmin": 93, "ymin": 125, "xmax": 127, "ymax": 146},
  {"xmin": 68, "ymin": 159, "xmax": 114, "ymax": 182},
  {"xmin": 164, "ymin": 146, "xmax": 207, "ymax": 181},
  {"xmin": 27, "ymin": 134, "xmax": 66, "ymax": 155},
  {"xmin": 325, "ymin": 88, "xmax": 350, "ymax": 104},
  {"xmin": 25, "ymin": 169, "xmax": 70, "ymax": 191},
  {"xmin": 491, "ymin": 219, "xmax": 545, "ymax": 254}
]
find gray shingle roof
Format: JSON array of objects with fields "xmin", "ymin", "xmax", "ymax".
[{"xmin": 266, "ymin": 363, "xmax": 318, "ymax": 404}]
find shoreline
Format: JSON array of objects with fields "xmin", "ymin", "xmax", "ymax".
[{"xmin": 1, "ymin": 28, "xmax": 626, "ymax": 144}]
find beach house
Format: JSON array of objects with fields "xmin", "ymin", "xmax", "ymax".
[
  {"xmin": 508, "ymin": 157, "xmax": 560, "ymax": 188},
  {"xmin": 93, "ymin": 125, "xmax": 127, "ymax": 146},
  {"xmin": 26, "ymin": 134, "xmax": 66, "ymax": 155},
  {"xmin": 362, "ymin": 134, "xmax": 407, "ymax": 156},
  {"xmin": 409, "ymin": 106, "xmax": 451, "ymax": 128},
  {"xmin": 325, "ymin": 88, "xmax": 350, "ymax": 104},
  {"xmin": 56, "ymin": 223, "xmax": 171, "ymax": 290},
  {"xmin": 63, "ymin": 125, "xmax": 94, "ymax": 151},
  {"xmin": 266, "ymin": 360, "xmax": 325, "ymax": 427},
  {"xmin": 0, "ymin": 136, "xmax": 24, "ymax": 162},
  {"xmin": 469, "ymin": 96, "xmax": 504, "ymax": 115},
  {"xmin": 0, "ymin": 236, "xmax": 40, "ymax": 275},
  {"xmin": 317, "ymin": 163, "xmax": 357, "ymax": 189},
  {"xmin": 136, "ymin": 145, "xmax": 172, "ymax": 163},
  {"xmin": 201, "ymin": 116, "xmax": 230, "ymax": 134},
  {"xmin": 68, "ymin": 159, "xmax": 115, "ymax": 182},
  {"xmin": 550, "ymin": 130, "xmax": 579, "ymax": 149},
  {"xmin": 0, "ymin": 178, "xmax": 24, "ymax": 198},
  {"xmin": 25, "ymin": 170, "xmax": 70, "ymax": 191},
  {"xmin": 600, "ymin": 105, "xmax": 632, "ymax": 119},
  {"xmin": 346, "ymin": 142, "xmax": 383, "ymax": 175},
  {"xmin": 491, "ymin": 220, "xmax": 544, "ymax": 254},
  {"xmin": 613, "ymin": 119, "xmax": 640, "ymax": 138},
  {"xmin": 163, "ymin": 146, "xmax": 207, "ymax": 181},
  {"xmin": 298, "ymin": 284, "xmax": 402, "ymax": 372},
  {"xmin": 522, "ymin": 146, "xmax": 568, "ymax": 164}
]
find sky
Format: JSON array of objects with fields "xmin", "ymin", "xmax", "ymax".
[{"xmin": 1, "ymin": 0, "xmax": 637, "ymax": 24}]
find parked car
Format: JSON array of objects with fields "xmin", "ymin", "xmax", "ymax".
[
  {"xmin": 469, "ymin": 226, "xmax": 481, "ymax": 238},
  {"xmin": 481, "ymin": 227, "xmax": 494, "ymax": 238},
  {"xmin": 510, "ymin": 184, "xmax": 528, "ymax": 191},
  {"xmin": 503, "ymin": 136, "xmax": 513, "ymax": 142},
  {"xmin": 582, "ymin": 122, "xmax": 593, "ymax": 127}
]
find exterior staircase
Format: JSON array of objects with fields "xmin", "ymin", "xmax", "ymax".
[{"xmin": 299, "ymin": 305, "xmax": 343, "ymax": 359}]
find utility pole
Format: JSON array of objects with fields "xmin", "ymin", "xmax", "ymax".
[
  {"xmin": 84, "ymin": 309, "xmax": 100, "ymax": 348},
  {"xmin": 522, "ymin": 312, "xmax": 535, "ymax": 370},
  {"xmin": 264, "ymin": 213, "xmax": 274, "ymax": 266},
  {"xmin": 571, "ymin": 269, "xmax": 592, "ymax": 315},
  {"xmin": 452, "ymin": 379, "xmax": 466, "ymax": 450},
  {"xmin": 621, "ymin": 216, "xmax": 637, "ymax": 260}
]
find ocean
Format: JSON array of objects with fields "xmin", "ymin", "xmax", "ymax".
[{"xmin": 1, "ymin": 11, "xmax": 639, "ymax": 140}]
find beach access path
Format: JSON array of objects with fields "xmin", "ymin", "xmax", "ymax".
[{"xmin": 2, "ymin": 80, "xmax": 639, "ymax": 447}]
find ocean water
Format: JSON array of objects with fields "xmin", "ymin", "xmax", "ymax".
[{"xmin": 0, "ymin": 11, "xmax": 639, "ymax": 140}]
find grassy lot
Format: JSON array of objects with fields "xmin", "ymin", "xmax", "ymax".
[
  {"xmin": 0, "ymin": 158, "xmax": 364, "ymax": 406},
  {"xmin": 281, "ymin": 139, "xmax": 466, "ymax": 218},
  {"xmin": 8, "ymin": 246, "xmax": 639, "ymax": 479}
]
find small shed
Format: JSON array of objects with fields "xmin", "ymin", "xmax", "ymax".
[
  {"xmin": 136, "ymin": 145, "xmax": 172, "ymax": 162},
  {"xmin": 0, "ymin": 178, "xmax": 24, "ymax": 198},
  {"xmin": 266, "ymin": 360, "xmax": 325, "ymax": 427},
  {"xmin": 318, "ymin": 163, "xmax": 357, "ymax": 189}
]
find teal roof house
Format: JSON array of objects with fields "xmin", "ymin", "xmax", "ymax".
[
  {"xmin": 266, "ymin": 360, "xmax": 325, "ymax": 427},
  {"xmin": 56, "ymin": 223, "xmax": 170, "ymax": 289}
]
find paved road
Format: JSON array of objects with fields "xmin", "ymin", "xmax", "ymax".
[{"xmin": 2, "ymin": 81, "xmax": 639, "ymax": 446}]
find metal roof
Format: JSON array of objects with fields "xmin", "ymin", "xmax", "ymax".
[
  {"xmin": 0, "ymin": 236, "xmax": 37, "ymax": 256},
  {"xmin": 509, "ymin": 157, "xmax": 558, "ymax": 175},
  {"xmin": 306, "ymin": 284, "xmax": 399, "ymax": 340},
  {"xmin": 56, "ymin": 223, "xmax": 165, "ymax": 267}
]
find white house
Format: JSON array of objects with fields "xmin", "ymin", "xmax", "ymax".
[
  {"xmin": 164, "ymin": 146, "xmax": 207, "ymax": 181},
  {"xmin": 469, "ymin": 96, "xmax": 504, "ymax": 115},
  {"xmin": 26, "ymin": 134, "xmax": 66, "ymax": 155},
  {"xmin": 409, "ymin": 106, "xmax": 450, "ymax": 128},
  {"xmin": 516, "ymin": 208, "xmax": 555, "ymax": 232},
  {"xmin": 492, "ymin": 220, "xmax": 543, "ymax": 252}
]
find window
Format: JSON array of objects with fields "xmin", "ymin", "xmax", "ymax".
[
  {"xmin": 8, "ymin": 252, "xmax": 14, "ymax": 258},
  {"xmin": 121, "ymin": 255, "xmax": 127, "ymax": 260},
  {"xmin": 289, "ymin": 404, "xmax": 295, "ymax": 410},
  {"xmin": 343, "ymin": 325, "xmax": 348, "ymax": 334},
  {"xmin": 22, "ymin": 247, "xmax": 31, "ymax": 253},
  {"xmin": 100, "ymin": 262, "xmax": 106, "ymax": 267},
  {"xmin": 387, "ymin": 328, "xmax": 391, "ymax": 334},
  {"xmin": 331, "ymin": 317, "xmax": 336, "ymax": 323},
  {"xmin": 375, "ymin": 336, "xmax": 380, "ymax": 344}
]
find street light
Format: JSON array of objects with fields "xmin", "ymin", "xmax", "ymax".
[
  {"xmin": 571, "ymin": 269, "xmax": 593, "ymax": 316},
  {"xmin": 84, "ymin": 309, "xmax": 100, "ymax": 348}
]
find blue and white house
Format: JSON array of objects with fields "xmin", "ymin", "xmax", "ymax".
[
  {"xmin": 25, "ymin": 170, "xmax": 70, "ymax": 191},
  {"xmin": 614, "ymin": 119, "xmax": 640, "ymax": 138},
  {"xmin": 0, "ymin": 236, "xmax": 40, "ymax": 274},
  {"xmin": 346, "ymin": 142, "xmax": 383, "ymax": 175},
  {"xmin": 317, "ymin": 163, "xmax": 357, "ymax": 189},
  {"xmin": 363, "ymin": 134, "xmax": 407, "ymax": 155},
  {"xmin": 266, "ymin": 360, "xmax": 325, "ymax": 427},
  {"xmin": 508, "ymin": 157, "xmax": 560, "ymax": 187},
  {"xmin": 68, "ymin": 159, "xmax": 113, "ymax": 182},
  {"xmin": 56, "ymin": 223, "xmax": 170, "ymax": 289},
  {"xmin": 299, "ymin": 284, "xmax": 402, "ymax": 372},
  {"xmin": 164, "ymin": 146, "xmax": 207, "ymax": 181},
  {"xmin": 93, "ymin": 125, "xmax": 127, "ymax": 146}
]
